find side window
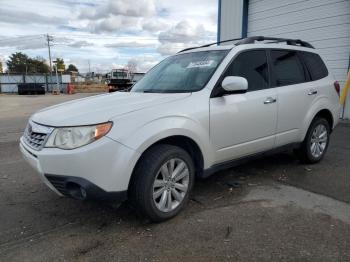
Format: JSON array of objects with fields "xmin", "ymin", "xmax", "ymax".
[
  {"xmin": 300, "ymin": 52, "xmax": 328, "ymax": 81},
  {"xmin": 223, "ymin": 50, "xmax": 269, "ymax": 92},
  {"xmin": 271, "ymin": 50, "xmax": 306, "ymax": 87}
]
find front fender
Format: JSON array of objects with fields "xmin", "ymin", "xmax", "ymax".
[{"xmin": 109, "ymin": 116, "xmax": 214, "ymax": 169}]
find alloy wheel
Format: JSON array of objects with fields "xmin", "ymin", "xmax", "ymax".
[
  {"xmin": 310, "ymin": 124, "xmax": 328, "ymax": 158},
  {"xmin": 152, "ymin": 158, "xmax": 190, "ymax": 212}
]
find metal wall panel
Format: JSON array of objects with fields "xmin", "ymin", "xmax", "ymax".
[
  {"xmin": 24, "ymin": 75, "xmax": 46, "ymax": 84},
  {"xmin": 0, "ymin": 74, "xmax": 72, "ymax": 93},
  {"xmin": 219, "ymin": 0, "xmax": 245, "ymax": 41},
  {"xmin": 0, "ymin": 84, "xmax": 18, "ymax": 93},
  {"xmin": 0, "ymin": 75, "xmax": 23, "ymax": 84},
  {"xmin": 61, "ymin": 74, "xmax": 71, "ymax": 83}
]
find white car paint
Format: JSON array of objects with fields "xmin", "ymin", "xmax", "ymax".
[
  {"xmin": 20, "ymin": 43, "xmax": 340, "ymax": 196},
  {"xmin": 32, "ymin": 92, "xmax": 191, "ymax": 126}
]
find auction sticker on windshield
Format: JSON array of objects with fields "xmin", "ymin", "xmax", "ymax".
[{"xmin": 187, "ymin": 60, "xmax": 214, "ymax": 69}]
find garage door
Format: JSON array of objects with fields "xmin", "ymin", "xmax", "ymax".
[{"xmin": 247, "ymin": 0, "xmax": 350, "ymax": 117}]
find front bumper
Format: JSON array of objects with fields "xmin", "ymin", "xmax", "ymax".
[
  {"xmin": 45, "ymin": 174, "xmax": 127, "ymax": 201},
  {"xmin": 19, "ymin": 136, "xmax": 140, "ymax": 200}
]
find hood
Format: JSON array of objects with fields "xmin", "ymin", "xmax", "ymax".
[{"xmin": 31, "ymin": 92, "xmax": 191, "ymax": 127}]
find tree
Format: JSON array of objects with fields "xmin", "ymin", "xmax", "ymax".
[
  {"xmin": 65, "ymin": 64, "xmax": 78, "ymax": 73},
  {"xmin": 0, "ymin": 61, "xmax": 3, "ymax": 73},
  {"xmin": 6, "ymin": 52, "xmax": 29, "ymax": 73},
  {"xmin": 54, "ymin": 58, "xmax": 65, "ymax": 72},
  {"xmin": 127, "ymin": 59, "xmax": 137, "ymax": 74},
  {"xmin": 6, "ymin": 52, "xmax": 49, "ymax": 74},
  {"xmin": 30, "ymin": 56, "xmax": 50, "ymax": 73}
]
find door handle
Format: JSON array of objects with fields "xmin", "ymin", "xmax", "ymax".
[
  {"xmin": 264, "ymin": 97, "xmax": 277, "ymax": 104},
  {"xmin": 308, "ymin": 90, "xmax": 318, "ymax": 95}
]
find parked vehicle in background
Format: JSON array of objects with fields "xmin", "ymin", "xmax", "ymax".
[
  {"xmin": 18, "ymin": 83, "xmax": 46, "ymax": 95},
  {"xmin": 20, "ymin": 36, "xmax": 340, "ymax": 222},
  {"xmin": 107, "ymin": 69, "xmax": 133, "ymax": 92}
]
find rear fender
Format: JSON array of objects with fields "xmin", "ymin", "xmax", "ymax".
[{"xmin": 300, "ymin": 97, "xmax": 339, "ymax": 141}]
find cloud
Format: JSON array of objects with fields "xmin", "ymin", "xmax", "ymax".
[
  {"xmin": 158, "ymin": 21, "xmax": 206, "ymax": 44},
  {"xmin": 0, "ymin": 8, "xmax": 65, "ymax": 25},
  {"xmin": 105, "ymin": 41, "xmax": 156, "ymax": 48},
  {"xmin": 0, "ymin": 35, "xmax": 47, "ymax": 50},
  {"xmin": 142, "ymin": 19, "xmax": 169, "ymax": 32},
  {"xmin": 79, "ymin": 0, "xmax": 157, "ymax": 20},
  {"xmin": 0, "ymin": 54, "xmax": 7, "ymax": 65},
  {"xmin": 68, "ymin": 40, "xmax": 94, "ymax": 48},
  {"xmin": 0, "ymin": 0, "xmax": 218, "ymax": 73},
  {"xmin": 0, "ymin": 35, "xmax": 94, "ymax": 51},
  {"xmin": 48, "ymin": 36, "xmax": 94, "ymax": 48},
  {"xmin": 156, "ymin": 20, "xmax": 216, "ymax": 55},
  {"xmin": 108, "ymin": 0, "xmax": 156, "ymax": 17},
  {"xmin": 79, "ymin": 0, "xmax": 159, "ymax": 34},
  {"xmin": 87, "ymin": 16, "xmax": 139, "ymax": 33},
  {"xmin": 156, "ymin": 43, "xmax": 189, "ymax": 56},
  {"xmin": 127, "ymin": 55, "xmax": 160, "ymax": 72}
]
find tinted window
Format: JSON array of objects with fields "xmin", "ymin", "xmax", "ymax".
[
  {"xmin": 271, "ymin": 50, "xmax": 306, "ymax": 87},
  {"xmin": 300, "ymin": 52, "xmax": 328, "ymax": 81},
  {"xmin": 223, "ymin": 50, "xmax": 269, "ymax": 92}
]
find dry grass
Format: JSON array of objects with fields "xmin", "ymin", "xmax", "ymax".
[{"xmin": 73, "ymin": 83, "xmax": 108, "ymax": 93}]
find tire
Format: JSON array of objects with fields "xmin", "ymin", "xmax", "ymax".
[
  {"xmin": 129, "ymin": 144, "xmax": 195, "ymax": 222},
  {"xmin": 296, "ymin": 117, "xmax": 330, "ymax": 164}
]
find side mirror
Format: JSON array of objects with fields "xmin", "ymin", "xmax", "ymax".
[{"xmin": 221, "ymin": 76, "xmax": 248, "ymax": 93}]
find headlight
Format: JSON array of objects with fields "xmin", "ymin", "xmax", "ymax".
[{"xmin": 45, "ymin": 122, "xmax": 112, "ymax": 150}]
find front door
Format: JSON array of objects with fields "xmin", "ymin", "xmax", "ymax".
[{"xmin": 210, "ymin": 50, "xmax": 277, "ymax": 164}]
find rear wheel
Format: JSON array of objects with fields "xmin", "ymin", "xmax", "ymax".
[
  {"xmin": 129, "ymin": 144, "xmax": 195, "ymax": 222},
  {"xmin": 296, "ymin": 117, "xmax": 330, "ymax": 164}
]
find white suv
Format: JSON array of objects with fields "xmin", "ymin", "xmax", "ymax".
[{"xmin": 20, "ymin": 36, "xmax": 340, "ymax": 221}]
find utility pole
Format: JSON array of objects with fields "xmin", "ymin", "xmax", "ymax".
[
  {"xmin": 46, "ymin": 34, "xmax": 53, "ymax": 92},
  {"xmin": 53, "ymin": 59, "xmax": 60, "ymax": 94}
]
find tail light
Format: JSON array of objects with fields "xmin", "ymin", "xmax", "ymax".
[{"xmin": 334, "ymin": 81, "xmax": 340, "ymax": 96}]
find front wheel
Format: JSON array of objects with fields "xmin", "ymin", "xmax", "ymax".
[
  {"xmin": 296, "ymin": 117, "xmax": 330, "ymax": 164},
  {"xmin": 129, "ymin": 144, "xmax": 195, "ymax": 222}
]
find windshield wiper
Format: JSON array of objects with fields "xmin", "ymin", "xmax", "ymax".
[{"xmin": 142, "ymin": 90, "xmax": 158, "ymax": 93}]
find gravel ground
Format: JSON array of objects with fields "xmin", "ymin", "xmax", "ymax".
[{"xmin": 0, "ymin": 94, "xmax": 349, "ymax": 261}]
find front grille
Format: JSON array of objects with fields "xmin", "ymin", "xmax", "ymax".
[
  {"xmin": 24, "ymin": 129, "xmax": 47, "ymax": 150},
  {"xmin": 45, "ymin": 175, "xmax": 70, "ymax": 196},
  {"xmin": 23, "ymin": 121, "xmax": 53, "ymax": 151}
]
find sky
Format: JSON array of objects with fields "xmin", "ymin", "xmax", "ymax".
[{"xmin": 0, "ymin": 0, "xmax": 218, "ymax": 73}]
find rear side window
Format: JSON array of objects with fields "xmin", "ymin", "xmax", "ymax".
[
  {"xmin": 223, "ymin": 50, "xmax": 269, "ymax": 92},
  {"xmin": 300, "ymin": 52, "xmax": 328, "ymax": 81},
  {"xmin": 271, "ymin": 50, "xmax": 306, "ymax": 87}
]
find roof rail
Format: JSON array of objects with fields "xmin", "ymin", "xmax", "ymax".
[
  {"xmin": 178, "ymin": 37, "xmax": 243, "ymax": 53},
  {"xmin": 177, "ymin": 36, "xmax": 314, "ymax": 54},
  {"xmin": 235, "ymin": 36, "xmax": 314, "ymax": 48}
]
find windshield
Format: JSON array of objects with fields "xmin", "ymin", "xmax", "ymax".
[
  {"xmin": 131, "ymin": 50, "xmax": 229, "ymax": 93},
  {"xmin": 113, "ymin": 71, "xmax": 127, "ymax": 78}
]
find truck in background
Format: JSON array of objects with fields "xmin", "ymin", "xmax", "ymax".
[
  {"xmin": 107, "ymin": 69, "xmax": 132, "ymax": 92},
  {"xmin": 106, "ymin": 69, "xmax": 145, "ymax": 92}
]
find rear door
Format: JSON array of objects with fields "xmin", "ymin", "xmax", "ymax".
[
  {"xmin": 270, "ymin": 49, "xmax": 318, "ymax": 146},
  {"xmin": 210, "ymin": 50, "xmax": 277, "ymax": 163}
]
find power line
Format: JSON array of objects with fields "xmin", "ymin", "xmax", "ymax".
[
  {"xmin": 0, "ymin": 33, "xmax": 216, "ymax": 46},
  {"xmin": 50, "ymin": 33, "xmax": 216, "ymax": 41}
]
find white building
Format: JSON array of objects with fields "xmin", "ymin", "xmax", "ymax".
[{"xmin": 218, "ymin": 0, "xmax": 350, "ymax": 118}]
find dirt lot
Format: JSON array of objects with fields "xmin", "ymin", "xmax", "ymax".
[{"xmin": 0, "ymin": 94, "xmax": 350, "ymax": 261}]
